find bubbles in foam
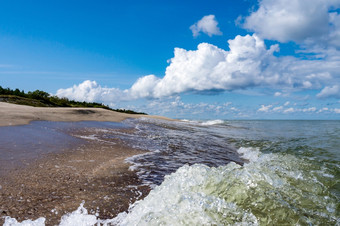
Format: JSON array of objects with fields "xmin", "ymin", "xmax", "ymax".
[
  {"xmin": 4, "ymin": 147, "xmax": 339, "ymax": 225},
  {"xmin": 3, "ymin": 217, "xmax": 45, "ymax": 226},
  {"xmin": 237, "ymin": 147, "xmax": 260, "ymax": 162},
  {"xmin": 113, "ymin": 148, "xmax": 339, "ymax": 225},
  {"xmin": 58, "ymin": 202, "xmax": 98, "ymax": 226}
]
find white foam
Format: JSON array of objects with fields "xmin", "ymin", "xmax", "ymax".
[
  {"xmin": 237, "ymin": 147, "xmax": 260, "ymax": 162},
  {"xmin": 181, "ymin": 119, "xmax": 225, "ymax": 126},
  {"xmin": 3, "ymin": 217, "xmax": 45, "ymax": 226},
  {"xmin": 77, "ymin": 134, "xmax": 98, "ymax": 140},
  {"xmin": 4, "ymin": 147, "xmax": 338, "ymax": 225},
  {"xmin": 112, "ymin": 163, "xmax": 260, "ymax": 225},
  {"xmin": 58, "ymin": 202, "xmax": 98, "ymax": 226},
  {"xmin": 201, "ymin": 119, "xmax": 224, "ymax": 126}
]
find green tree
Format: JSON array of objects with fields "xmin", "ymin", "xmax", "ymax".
[{"xmin": 28, "ymin": 90, "xmax": 50, "ymax": 100}]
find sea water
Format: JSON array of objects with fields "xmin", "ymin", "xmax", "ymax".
[{"xmin": 4, "ymin": 119, "xmax": 340, "ymax": 225}]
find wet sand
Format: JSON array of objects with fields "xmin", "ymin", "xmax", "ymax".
[
  {"xmin": 0, "ymin": 103, "xmax": 171, "ymax": 224},
  {"xmin": 0, "ymin": 128, "xmax": 150, "ymax": 225}
]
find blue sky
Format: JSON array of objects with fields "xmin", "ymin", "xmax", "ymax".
[{"xmin": 1, "ymin": 0, "xmax": 339, "ymax": 119}]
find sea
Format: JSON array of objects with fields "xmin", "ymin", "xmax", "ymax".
[{"xmin": 3, "ymin": 118, "xmax": 340, "ymax": 225}]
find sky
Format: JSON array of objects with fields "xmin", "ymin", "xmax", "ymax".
[{"xmin": 1, "ymin": 0, "xmax": 340, "ymax": 119}]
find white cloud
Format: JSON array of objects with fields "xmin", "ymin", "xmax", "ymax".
[
  {"xmin": 302, "ymin": 107, "xmax": 317, "ymax": 112},
  {"xmin": 129, "ymin": 75, "xmax": 160, "ymax": 99},
  {"xmin": 273, "ymin": 106, "xmax": 283, "ymax": 112},
  {"xmin": 258, "ymin": 104, "xmax": 272, "ymax": 112},
  {"xmin": 284, "ymin": 107, "xmax": 295, "ymax": 113},
  {"xmin": 133, "ymin": 34, "xmax": 339, "ymax": 99},
  {"xmin": 334, "ymin": 108, "xmax": 340, "ymax": 113},
  {"xmin": 190, "ymin": 15, "xmax": 222, "ymax": 37},
  {"xmin": 243, "ymin": 0, "xmax": 340, "ymax": 47},
  {"xmin": 284, "ymin": 101, "xmax": 290, "ymax": 106},
  {"xmin": 57, "ymin": 34, "xmax": 340, "ymax": 103},
  {"xmin": 56, "ymin": 80, "xmax": 126, "ymax": 103},
  {"xmin": 318, "ymin": 107, "xmax": 329, "ymax": 113},
  {"xmin": 317, "ymin": 85, "xmax": 340, "ymax": 98},
  {"xmin": 133, "ymin": 34, "xmax": 280, "ymax": 98},
  {"xmin": 126, "ymin": 97, "xmax": 241, "ymax": 118},
  {"xmin": 329, "ymin": 12, "xmax": 340, "ymax": 47},
  {"xmin": 274, "ymin": 92, "xmax": 282, "ymax": 96}
]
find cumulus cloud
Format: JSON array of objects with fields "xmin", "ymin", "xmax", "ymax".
[
  {"xmin": 243, "ymin": 0, "xmax": 340, "ymax": 47},
  {"xmin": 57, "ymin": 34, "xmax": 340, "ymax": 103},
  {"xmin": 130, "ymin": 34, "xmax": 340, "ymax": 99},
  {"xmin": 190, "ymin": 15, "xmax": 222, "ymax": 37},
  {"xmin": 129, "ymin": 75, "xmax": 161, "ymax": 99},
  {"xmin": 317, "ymin": 85, "xmax": 340, "ymax": 98},
  {"xmin": 134, "ymin": 34, "xmax": 280, "ymax": 98},
  {"xmin": 56, "ymin": 80, "xmax": 126, "ymax": 103}
]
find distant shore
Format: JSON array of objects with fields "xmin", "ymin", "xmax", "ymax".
[{"xmin": 0, "ymin": 102, "xmax": 172, "ymax": 127}]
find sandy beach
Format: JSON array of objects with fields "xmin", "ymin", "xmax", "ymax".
[
  {"xmin": 0, "ymin": 102, "xmax": 171, "ymax": 127},
  {"xmin": 0, "ymin": 102, "xmax": 168, "ymax": 224}
]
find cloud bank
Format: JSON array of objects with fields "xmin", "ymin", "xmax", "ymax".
[
  {"xmin": 190, "ymin": 15, "xmax": 222, "ymax": 37},
  {"xmin": 256, "ymin": 102, "xmax": 339, "ymax": 115}
]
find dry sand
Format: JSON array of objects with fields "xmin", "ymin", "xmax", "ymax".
[
  {"xmin": 0, "ymin": 102, "xmax": 172, "ymax": 127},
  {"xmin": 0, "ymin": 102, "xmax": 171, "ymax": 224}
]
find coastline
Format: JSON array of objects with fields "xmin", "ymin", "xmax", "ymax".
[
  {"xmin": 0, "ymin": 137, "xmax": 150, "ymax": 225},
  {"xmin": 0, "ymin": 102, "xmax": 173, "ymax": 127},
  {"xmin": 0, "ymin": 102, "xmax": 170, "ymax": 224},
  {"xmin": 1, "ymin": 104, "xmax": 339, "ymax": 225}
]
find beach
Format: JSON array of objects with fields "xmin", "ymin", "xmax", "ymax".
[
  {"xmin": 0, "ymin": 103, "xmax": 166, "ymax": 224},
  {"xmin": 0, "ymin": 102, "xmax": 171, "ymax": 127},
  {"xmin": 0, "ymin": 102, "xmax": 339, "ymax": 225}
]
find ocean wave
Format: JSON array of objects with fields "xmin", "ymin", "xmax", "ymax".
[
  {"xmin": 180, "ymin": 119, "xmax": 225, "ymax": 126},
  {"xmin": 6, "ymin": 147, "xmax": 338, "ymax": 225},
  {"xmin": 200, "ymin": 119, "xmax": 225, "ymax": 126},
  {"xmin": 113, "ymin": 147, "xmax": 339, "ymax": 225}
]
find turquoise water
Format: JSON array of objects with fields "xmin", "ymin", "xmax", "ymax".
[{"xmin": 4, "ymin": 119, "xmax": 340, "ymax": 225}]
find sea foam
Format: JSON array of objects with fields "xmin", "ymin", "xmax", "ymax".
[
  {"xmin": 200, "ymin": 119, "xmax": 224, "ymax": 126},
  {"xmin": 5, "ymin": 147, "xmax": 339, "ymax": 225}
]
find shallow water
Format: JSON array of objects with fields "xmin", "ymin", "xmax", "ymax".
[
  {"xmin": 0, "ymin": 121, "xmax": 128, "ymax": 175},
  {"xmin": 3, "ymin": 119, "xmax": 340, "ymax": 225}
]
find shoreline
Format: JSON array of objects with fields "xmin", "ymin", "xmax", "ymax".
[
  {"xmin": 0, "ymin": 124, "xmax": 151, "ymax": 225},
  {"xmin": 0, "ymin": 102, "xmax": 173, "ymax": 127},
  {"xmin": 0, "ymin": 102, "xmax": 172, "ymax": 224}
]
